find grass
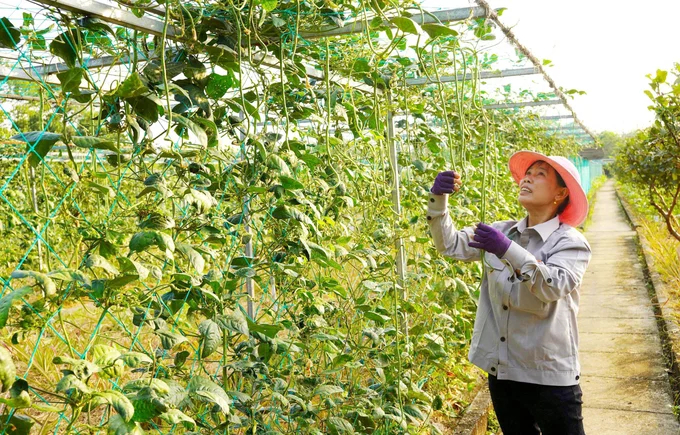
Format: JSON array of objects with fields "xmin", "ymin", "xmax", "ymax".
[
  {"xmin": 581, "ymin": 175, "xmax": 607, "ymax": 231},
  {"xmin": 617, "ymin": 182, "xmax": 680, "ymax": 299}
]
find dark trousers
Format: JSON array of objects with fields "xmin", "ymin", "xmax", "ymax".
[{"xmin": 488, "ymin": 374, "xmax": 586, "ymax": 435}]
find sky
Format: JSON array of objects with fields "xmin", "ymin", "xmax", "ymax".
[{"xmin": 423, "ymin": 0, "xmax": 680, "ymax": 134}]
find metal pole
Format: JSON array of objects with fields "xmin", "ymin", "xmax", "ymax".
[
  {"xmin": 29, "ymin": 167, "xmax": 44, "ymax": 271},
  {"xmin": 300, "ymin": 7, "xmax": 494, "ymax": 39},
  {"xmin": 484, "ymin": 99, "xmax": 562, "ymax": 110},
  {"xmin": 386, "ymin": 90, "xmax": 406, "ymax": 293},
  {"xmin": 244, "ymin": 215, "xmax": 255, "ymax": 318},
  {"xmin": 540, "ymin": 115, "xmax": 573, "ymax": 120},
  {"xmin": 405, "ymin": 67, "xmax": 539, "ymax": 87}
]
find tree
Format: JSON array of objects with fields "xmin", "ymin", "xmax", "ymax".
[
  {"xmin": 598, "ymin": 131, "xmax": 625, "ymax": 158},
  {"xmin": 614, "ymin": 64, "xmax": 680, "ymax": 241}
]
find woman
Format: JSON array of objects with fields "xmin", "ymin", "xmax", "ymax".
[{"xmin": 427, "ymin": 151, "xmax": 591, "ymax": 435}]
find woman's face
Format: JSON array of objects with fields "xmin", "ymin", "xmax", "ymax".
[{"xmin": 518, "ymin": 161, "xmax": 568, "ymax": 211}]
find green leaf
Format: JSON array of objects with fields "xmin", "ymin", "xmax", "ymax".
[
  {"xmin": 115, "ymin": 72, "xmax": 148, "ymax": 98},
  {"xmin": 72, "ymin": 136, "xmax": 120, "ymax": 153},
  {"xmin": 198, "ymin": 319, "xmax": 221, "ymax": 358},
  {"xmin": 55, "ymin": 374, "xmax": 92, "ymax": 395},
  {"xmin": 11, "ymin": 131, "xmax": 63, "ymax": 167},
  {"xmin": 52, "ymin": 356, "xmax": 100, "ymax": 380},
  {"xmin": 205, "ymin": 72, "xmax": 233, "ymax": 99},
  {"xmin": 83, "ymin": 180, "xmax": 115, "ymax": 198},
  {"xmin": 266, "ymin": 154, "xmax": 291, "ymax": 175},
  {"xmin": 107, "ymin": 414, "xmax": 145, "ymax": 435},
  {"xmin": 279, "ymin": 175, "xmax": 304, "ymax": 190},
  {"xmin": 92, "ymin": 390, "xmax": 134, "ymax": 421},
  {"xmin": 129, "ymin": 231, "xmax": 159, "ymax": 253},
  {"xmin": 191, "ymin": 117, "xmax": 218, "ymax": 147},
  {"xmin": 421, "ymin": 23, "xmax": 458, "ymax": 38},
  {"xmin": 231, "ymin": 266, "xmax": 254, "ymax": 279},
  {"xmin": 138, "ymin": 212, "xmax": 175, "ymax": 230},
  {"xmin": 105, "ymin": 274, "xmax": 139, "ymax": 289},
  {"xmin": 117, "ymin": 258, "xmax": 149, "ymax": 279},
  {"xmin": 127, "ymin": 96, "xmax": 159, "ymax": 123},
  {"xmin": 655, "ymin": 69, "xmax": 668, "ymax": 84},
  {"xmin": 247, "ymin": 319, "xmax": 282, "ymax": 339},
  {"xmin": 156, "ymin": 329, "xmax": 187, "ymax": 350},
  {"xmin": 327, "ymin": 416, "xmax": 355, "ymax": 434},
  {"xmin": 176, "ymin": 242, "xmax": 205, "ymax": 275},
  {"xmin": 10, "ymin": 270, "xmax": 56, "ymax": 296},
  {"xmin": 0, "ymin": 347, "xmax": 16, "ymax": 393},
  {"xmin": 0, "ymin": 380, "xmax": 31, "ymax": 408},
  {"xmin": 0, "ymin": 414, "xmax": 33, "ymax": 434},
  {"xmin": 390, "ymin": 17, "xmax": 419, "ymax": 35},
  {"xmin": 57, "ymin": 67, "xmax": 83, "ymax": 93},
  {"xmin": 0, "ymin": 286, "xmax": 31, "ymax": 328},
  {"xmin": 159, "ymin": 409, "xmax": 196, "ymax": 428},
  {"xmin": 181, "ymin": 189, "xmax": 216, "ymax": 214},
  {"xmin": 85, "ymin": 254, "xmax": 119, "ymax": 275},
  {"xmin": 314, "ymin": 384, "xmax": 344, "ymax": 398},
  {"xmin": 47, "ymin": 269, "xmax": 91, "ymax": 287},
  {"xmin": 272, "ymin": 205, "xmax": 293, "ymax": 220},
  {"xmin": 258, "ymin": 0, "xmax": 277, "ymax": 12},
  {"xmin": 364, "ymin": 311, "xmax": 390, "ymax": 324},
  {"xmin": 187, "ymin": 376, "xmax": 230, "ymax": 413},
  {"xmin": 215, "ymin": 310, "xmax": 249, "ymax": 336},
  {"xmin": 0, "ymin": 17, "xmax": 20, "ymax": 49},
  {"xmin": 92, "ymin": 344, "xmax": 123, "ymax": 379},
  {"xmin": 174, "ymin": 114, "xmax": 208, "ymax": 147},
  {"xmin": 50, "ymin": 30, "xmax": 83, "ymax": 68},
  {"xmin": 123, "ymin": 378, "xmax": 169, "ymax": 395},
  {"xmin": 119, "ymin": 352, "xmax": 153, "ymax": 367}
]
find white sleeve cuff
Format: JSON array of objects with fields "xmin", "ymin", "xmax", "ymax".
[
  {"xmin": 502, "ymin": 241, "xmax": 535, "ymax": 270},
  {"xmin": 427, "ymin": 193, "xmax": 448, "ymax": 217}
]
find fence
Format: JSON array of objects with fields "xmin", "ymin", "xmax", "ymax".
[{"xmin": 570, "ymin": 157, "xmax": 605, "ymax": 194}]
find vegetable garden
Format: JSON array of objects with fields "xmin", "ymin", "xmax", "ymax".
[{"xmin": 0, "ymin": 0, "xmax": 594, "ymax": 433}]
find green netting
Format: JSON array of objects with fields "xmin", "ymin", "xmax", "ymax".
[
  {"xmin": 0, "ymin": 1, "xmax": 591, "ymax": 434},
  {"xmin": 569, "ymin": 157, "xmax": 604, "ymax": 194}
]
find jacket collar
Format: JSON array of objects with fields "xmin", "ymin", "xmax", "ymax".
[{"xmin": 511, "ymin": 215, "xmax": 561, "ymax": 242}]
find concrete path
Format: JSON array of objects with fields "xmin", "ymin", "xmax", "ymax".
[{"xmin": 579, "ymin": 180, "xmax": 680, "ymax": 434}]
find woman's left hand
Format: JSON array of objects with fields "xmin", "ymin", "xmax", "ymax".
[{"xmin": 468, "ymin": 223, "xmax": 512, "ymax": 258}]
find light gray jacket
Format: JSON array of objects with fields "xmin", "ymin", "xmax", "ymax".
[{"xmin": 427, "ymin": 193, "xmax": 592, "ymax": 386}]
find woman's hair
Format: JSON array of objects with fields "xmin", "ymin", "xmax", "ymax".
[{"xmin": 531, "ymin": 160, "xmax": 570, "ymax": 214}]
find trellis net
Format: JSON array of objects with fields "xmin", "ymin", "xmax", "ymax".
[{"xmin": 0, "ymin": 0, "xmax": 587, "ymax": 433}]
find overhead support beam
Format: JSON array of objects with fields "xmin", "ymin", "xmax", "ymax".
[
  {"xmin": 540, "ymin": 115, "xmax": 573, "ymax": 120},
  {"xmin": 0, "ymin": 94, "xmax": 41, "ymax": 102},
  {"xmin": 484, "ymin": 99, "xmax": 562, "ymax": 110},
  {"xmin": 38, "ymin": 54, "xmax": 135, "ymax": 75},
  {"xmin": 299, "ymin": 7, "xmax": 492, "ymax": 39},
  {"xmin": 0, "ymin": 65, "xmax": 59, "ymax": 85},
  {"xmin": 405, "ymin": 67, "xmax": 539, "ymax": 87},
  {"xmin": 29, "ymin": 0, "xmax": 181, "ymax": 38},
  {"xmin": 29, "ymin": 0, "xmax": 378, "ymax": 95}
]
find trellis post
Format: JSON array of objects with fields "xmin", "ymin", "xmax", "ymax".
[{"xmin": 386, "ymin": 90, "xmax": 406, "ymax": 296}]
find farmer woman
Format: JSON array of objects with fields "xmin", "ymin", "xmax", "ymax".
[{"xmin": 427, "ymin": 151, "xmax": 591, "ymax": 435}]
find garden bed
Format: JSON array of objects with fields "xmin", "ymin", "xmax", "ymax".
[{"xmin": 617, "ymin": 183, "xmax": 680, "ymax": 408}]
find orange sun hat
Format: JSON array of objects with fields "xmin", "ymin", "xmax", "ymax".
[{"xmin": 508, "ymin": 151, "xmax": 589, "ymax": 228}]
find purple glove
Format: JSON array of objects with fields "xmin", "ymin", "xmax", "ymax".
[
  {"xmin": 431, "ymin": 171, "xmax": 460, "ymax": 195},
  {"xmin": 468, "ymin": 223, "xmax": 512, "ymax": 258}
]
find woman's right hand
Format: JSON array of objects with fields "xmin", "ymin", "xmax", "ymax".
[{"xmin": 431, "ymin": 171, "xmax": 462, "ymax": 195}]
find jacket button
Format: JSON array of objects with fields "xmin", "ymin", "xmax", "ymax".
[
  {"xmin": 503, "ymin": 305, "xmax": 508, "ymax": 310},
  {"xmin": 430, "ymin": 198, "xmax": 435, "ymax": 203},
  {"xmin": 500, "ymin": 337, "xmax": 506, "ymax": 342},
  {"xmin": 547, "ymin": 278, "xmax": 553, "ymax": 283},
  {"xmin": 576, "ymin": 375, "xmax": 580, "ymax": 380},
  {"xmin": 427, "ymin": 216, "xmax": 432, "ymax": 221},
  {"xmin": 490, "ymin": 367, "xmax": 496, "ymax": 372}
]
